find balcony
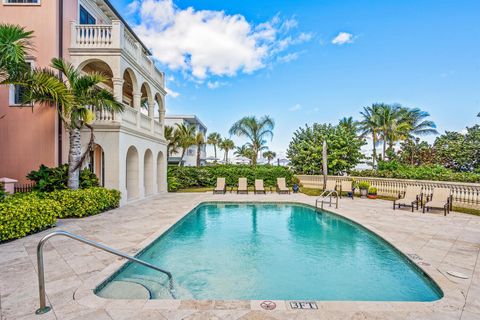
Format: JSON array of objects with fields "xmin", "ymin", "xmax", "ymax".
[{"xmin": 69, "ymin": 20, "xmax": 164, "ymax": 88}]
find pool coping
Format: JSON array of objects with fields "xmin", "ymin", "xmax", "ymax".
[{"xmin": 72, "ymin": 198, "xmax": 466, "ymax": 314}]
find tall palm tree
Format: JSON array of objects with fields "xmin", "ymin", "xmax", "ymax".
[
  {"xmin": 164, "ymin": 125, "xmax": 179, "ymax": 161},
  {"xmin": 229, "ymin": 115, "xmax": 275, "ymax": 165},
  {"xmin": 338, "ymin": 116, "xmax": 358, "ymax": 132},
  {"xmin": 219, "ymin": 138, "xmax": 235, "ymax": 163},
  {"xmin": 21, "ymin": 58, "xmax": 124, "ymax": 189},
  {"xmin": 194, "ymin": 132, "xmax": 205, "ymax": 167},
  {"xmin": 359, "ymin": 104, "xmax": 382, "ymax": 168},
  {"xmin": 175, "ymin": 123, "xmax": 196, "ymax": 166},
  {"xmin": 207, "ymin": 132, "xmax": 222, "ymax": 161},
  {"xmin": 0, "ymin": 24, "xmax": 32, "ymax": 83},
  {"xmin": 404, "ymin": 108, "xmax": 438, "ymax": 137},
  {"xmin": 234, "ymin": 144, "xmax": 254, "ymax": 164},
  {"xmin": 262, "ymin": 150, "xmax": 276, "ymax": 164}
]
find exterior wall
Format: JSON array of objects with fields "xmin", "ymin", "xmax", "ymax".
[{"xmin": 0, "ymin": 0, "xmax": 60, "ymax": 183}]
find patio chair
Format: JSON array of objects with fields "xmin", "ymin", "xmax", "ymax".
[
  {"xmin": 237, "ymin": 177, "xmax": 248, "ymax": 194},
  {"xmin": 324, "ymin": 180, "xmax": 337, "ymax": 192},
  {"xmin": 423, "ymin": 188, "xmax": 452, "ymax": 216},
  {"xmin": 213, "ymin": 177, "xmax": 226, "ymax": 194},
  {"xmin": 276, "ymin": 177, "xmax": 290, "ymax": 194},
  {"xmin": 340, "ymin": 180, "xmax": 354, "ymax": 199},
  {"xmin": 254, "ymin": 179, "xmax": 266, "ymax": 194},
  {"xmin": 393, "ymin": 186, "xmax": 422, "ymax": 212}
]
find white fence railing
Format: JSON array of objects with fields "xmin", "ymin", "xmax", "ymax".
[{"xmin": 297, "ymin": 175, "xmax": 480, "ymax": 209}]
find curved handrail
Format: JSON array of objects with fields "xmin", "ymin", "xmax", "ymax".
[
  {"xmin": 315, "ymin": 190, "xmax": 339, "ymax": 209},
  {"xmin": 35, "ymin": 230, "xmax": 176, "ymax": 314}
]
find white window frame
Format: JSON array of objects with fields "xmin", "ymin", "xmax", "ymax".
[
  {"xmin": 3, "ymin": 0, "xmax": 41, "ymax": 5},
  {"xmin": 9, "ymin": 60, "xmax": 34, "ymax": 107}
]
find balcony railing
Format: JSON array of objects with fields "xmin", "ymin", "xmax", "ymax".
[
  {"xmin": 70, "ymin": 20, "xmax": 164, "ymax": 87},
  {"xmin": 86, "ymin": 105, "xmax": 162, "ymax": 139}
]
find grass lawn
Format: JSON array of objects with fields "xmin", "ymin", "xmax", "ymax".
[{"xmin": 176, "ymin": 187, "xmax": 213, "ymax": 192}]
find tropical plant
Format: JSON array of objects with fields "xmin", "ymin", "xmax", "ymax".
[
  {"xmin": 219, "ymin": 138, "xmax": 235, "ymax": 163},
  {"xmin": 359, "ymin": 104, "xmax": 382, "ymax": 168},
  {"xmin": 0, "ymin": 24, "xmax": 32, "ymax": 83},
  {"xmin": 234, "ymin": 144, "xmax": 254, "ymax": 163},
  {"xmin": 26, "ymin": 164, "xmax": 99, "ymax": 192},
  {"xmin": 262, "ymin": 150, "xmax": 276, "ymax": 164},
  {"xmin": 229, "ymin": 115, "xmax": 275, "ymax": 165},
  {"xmin": 164, "ymin": 125, "xmax": 179, "ymax": 161},
  {"xmin": 287, "ymin": 120, "xmax": 365, "ymax": 175},
  {"xmin": 207, "ymin": 132, "xmax": 222, "ymax": 161},
  {"xmin": 404, "ymin": 108, "xmax": 438, "ymax": 138},
  {"xmin": 19, "ymin": 59, "xmax": 124, "ymax": 189},
  {"xmin": 175, "ymin": 123, "xmax": 196, "ymax": 166},
  {"xmin": 194, "ymin": 132, "xmax": 205, "ymax": 167}
]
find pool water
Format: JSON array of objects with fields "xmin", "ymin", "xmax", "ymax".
[{"xmin": 96, "ymin": 202, "xmax": 442, "ymax": 301}]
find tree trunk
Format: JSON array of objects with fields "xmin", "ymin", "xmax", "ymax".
[
  {"xmin": 67, "ymin": 128, "xmax": 82, "ymax": 190},
  {"xmin": 196, "ymin": 145, "xmax": 201, "ymax": 167},
  {"xmin": 214, "ymin": 145, "xmax": 217, "ymax": 160},
  {"xmin": 382, "ymin": 139, "xmax": 386, "ymax": 160},
  {"xmin": 322, "ymin": 140, "xmax": 328, "ymax": 190},
  {"xmin": 179, "ymin": 149, "xmax": 186, "ymax": 166},
  {"xmin": 225, "ymin": 150, "xmax": 229, "ymax": 163},
  {"xmin": 372, "ymin": 134, "xmax": 377, "ymax": 170}
]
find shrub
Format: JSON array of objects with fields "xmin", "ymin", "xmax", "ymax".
[
  {"xmin": 355, "ymin": 181, "xmax": 370, "ymax": 190},
  {"xmin": 43, "ymin": 187, "xmax": 121, "ymax": 218},
  {"xmin": 368, "ymin": 187, "xmax": 377, "ymax": 195},
  {"xmin": 0, "ymin": 193, "xmax": 60, "ymax": 242},
  {"xmin": 167, "ymin": 165, "xmax": 294, "ymax": 191},
  {"xmin": 27, "ymin": 164, "xmax": 99, "ymax": 192},
  {"xmin": 352, "ymin": 163, "xmax": 480, "ymax": 183}
]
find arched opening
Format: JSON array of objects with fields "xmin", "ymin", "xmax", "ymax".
[
  {"xmin": 154, "ymin": 93, "xmax": 164, "ymax": 118},
  {"xmin": 140, "ymin": 83, "xmax": 152, "ymax": 115},
  {"xmin": 157, "ymin": 151, "xmax": 165, "ymax": 192},
  {"xmin": 122, "ymin": 68, "xmax": 137, "ymax": 108},
  {"xmin": 80, "ymin": 59, "xmax": 113, "ymax": 92},
  {"xmin": 88, "ymin": 144, "xmax": 105, "ymax": 186},
  {"xmin": 144, "ymin": 149, "xmax": 154, "ymax": 195},
  {"xmin": 126, "ymin": 146, "xmax": 139, "ymax": 200}
]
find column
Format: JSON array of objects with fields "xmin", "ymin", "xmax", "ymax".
[
  {"xmin": 148, "ymin": 101, "xmax": 155, "ymax": 134},
  {"xmin": 133, "ymin": 92, "xmax": 142, "ymax": 128},
  {"xmin": 112, "ymin": 78, "xmax": 124, "ymax": 122}
]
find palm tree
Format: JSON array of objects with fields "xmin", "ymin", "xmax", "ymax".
[
  {"xmin": 194, "ymin": 132, "xmax": 205, "ymax": 167},
  {"xmin": 175, "ymin": 123, "xmax": 196, "ymax": 166},
  {"xmin": 338, "ymin": 116, "xmax": 358, "ymax": 132},
  {"xmin": 22, "ymin": 59, "xmax": 124, "ymax": 189},
  {"xmin": 0, "ymin": 24, "xmax": 33, "ymax": 83},
  {"xmin": 234, "ymin": 144, "xmax": 254, "ymax": 164},
  {"xmin": 207, "ymin": 132, "xmax": 222, "ymax": 161},
  {"xmin": 404, "ymin": 108, "xmax": 438, "ymax": 137},
  {"xmin": 359, "ymin": 104, "xmax": 382, "ymax": 168},
  {"xmin": 164, "ymin": 125, "xmax": 179, "ymax": 161},
  {"xmin": 219, "ymin": 138, "xmax": 235, "ymax": 163},
  {"xmin": 229, "ymin": 115, "xmax": 274, "ymax": 165},
  {"xmin": 262, "ymin": 150, "xmax": 276, "ymax": 164}
]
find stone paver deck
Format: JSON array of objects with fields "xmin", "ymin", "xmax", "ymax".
[{"xmin": 1, "ymin": 193, "xmax": 480, "ymax": 320}]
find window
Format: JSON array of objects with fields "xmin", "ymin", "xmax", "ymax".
[
  {"xmin": 80, "ymin": 5, "xmax": 96, "ymax": 25},
  {"xmin": 9, "ymin": 61, "xmax": 32, "ymax": 106},
  {"xmin": 3, "ymin": 0, "xmax": 40, "ymax": 4}
]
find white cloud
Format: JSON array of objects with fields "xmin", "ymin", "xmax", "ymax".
[
  {"xmin": 277, "ymin": 52, "xmax": 300, "ymax": 63},
  {"xmin": 206, "ymin": 81, "xmax": 228, "ymax": 89},
  {"xmin": 165, "ymin": 86, "xmax": 180, "ymax": 98},
  {"xmin": 289, "ymin": 104, "xmax": 302, "ymax": 112},
  {"xmin": 127, "ymin": 0, "xmax": 140, "ymax": 14},
  {"xmin": 133, "ymin": 0, "xmax": 312, "ymax": 79},
  {"xmin": 331, "ymin": 32, "xmax": 354, "ymax": 45}
]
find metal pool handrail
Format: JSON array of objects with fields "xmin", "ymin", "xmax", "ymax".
[
  {"xmin": 315, "ymin": 190, "xmax": 339, "ymax": 209},
  {"xmin": 35, "ymin": 230, "xmax": 176, "ymax": 315}
]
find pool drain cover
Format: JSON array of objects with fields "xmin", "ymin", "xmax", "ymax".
[
  {"xmin": 447, "ymin": 271, "xmax": 469, "ymax": 279},
  {"xmin": 260, "ymin": 301, "xmax": 276, "ymax": 310}
]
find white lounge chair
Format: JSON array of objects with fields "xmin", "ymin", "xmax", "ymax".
[
  {"xmin": 276, "ymin": 178, "xmax": 290, "ymax": 194},
  {"xmin": 324, "ymin": 180, "xmax": 337, "ymax": 192},
  {"xmin": 213, "ymin": 177, "xmax": 226, "ymax": 194},
  {"xmin": 254, "ymin": 179, "xmax": 266, "ymax": 194},
  {"xmin": 423, "ymin": 188, "xmax": 452, "ymax": 216},
  {"xmin": 393, "ymin": 186, "xmax": 422, "ymax": 212},
  {"xmin": 237, "ymin": 178, "xmax": 248, "ymax": 194},
  {"xmin": 340, "ymin": 180, "xmax": 354, "ymax": 199}
]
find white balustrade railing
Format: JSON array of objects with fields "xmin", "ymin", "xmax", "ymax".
[
  {"xmin": 154, "ymin": 121, "xmax": 162, "ymax": 135},
  {"xmin": 140, "ymin": 113, "xmax": 152, "ymax": 130},
  {"xmin": 86, "ymin": 106, "xmax": 114, "ymax": 122},
  {"xmin": 122, "ymin": 107, "xmax": 138, "ymax": 125},
  {"xmin": 73, "ymin": 25, "xmax": 113, "ymax": 48},
  {"xmin": 297, "ymin": 175, "xmax": 480, "ymax": 209}
]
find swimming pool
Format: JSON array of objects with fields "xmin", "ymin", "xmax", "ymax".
[{"xmin": 96, "ymin": 202, "xmax": 442, "ymax": 301}]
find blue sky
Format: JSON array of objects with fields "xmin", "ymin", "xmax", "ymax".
[{"xmin": 112, "ymin": 0, "xmax": 480, "ymax": 158}]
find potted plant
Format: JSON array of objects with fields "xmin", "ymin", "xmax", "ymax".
[
  {"xmin": 356, "ymin": 181, "xmax": 370, "ymax": 198},
  {"xmin": 368, "ymin": 186, "xmax": 378, "ymax": 199},
  {"xmin": 291, "ymin": 176, "xmax": 300, "ymax": 193}
]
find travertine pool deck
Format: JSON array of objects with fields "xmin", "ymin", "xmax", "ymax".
[{"xmin": 1, "ymin": 192, "xmax": 480, "ymax": 320}]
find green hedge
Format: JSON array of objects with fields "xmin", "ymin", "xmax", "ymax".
[
  {"xmin": 0, "ymin": 187, "xmax": 121, "ymax": 242},
  {"xmin": 43, "ymin": 187, "xmax": 121, "ymax": 218},
  {"xmin": 168, "ymin": 165, "xmax": 294, "ymax": 191},
  {"xmin": 0, "ymin": 193, "xmax": 60, "ymax": 242},
  {"xmin": 351, "ymin": 164, "xmax": 480, "ymax": 183}
]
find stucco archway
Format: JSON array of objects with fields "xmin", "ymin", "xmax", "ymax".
[
  {"xmin": 144, "ymin": 149, "xmax": 154, "ymax": 195},
  {"xmin": 157, "ymin": 151, "xmax": 165, "ymax": 192},
  {"xmin": 126, "ymin": 146, "xmax": 139, "ymax": 199},
  {"xmin": 122, "ymin": 68, "xmax": 138, "ymax": 108}
]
